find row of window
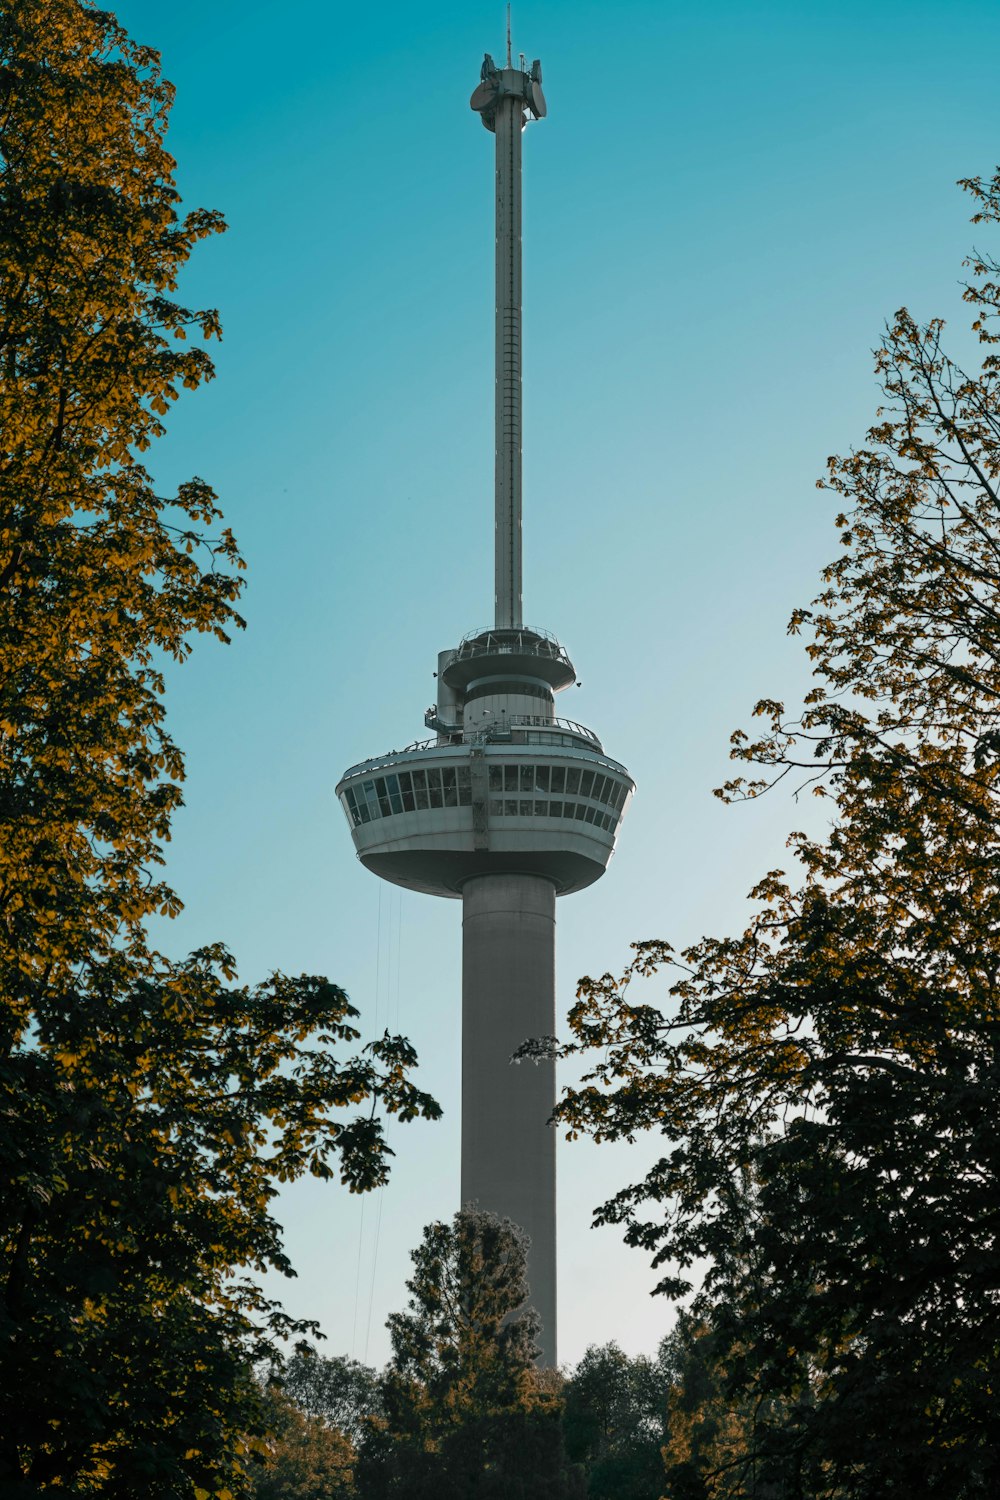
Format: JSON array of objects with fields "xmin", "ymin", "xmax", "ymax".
[
  {"xmin": 345, "ymin": 765, "xmax": 474, "ymax": 823},
  {"xmin": 489, "ymin": 799, "xmax": 619, "ymax": 833},
  {"xmin": 486, "ymin": 763, "xmax": 627, "ymax": 809},
  {"xmin": 340, "ymin": 762, "xmax": 629, "ymax": 829}
]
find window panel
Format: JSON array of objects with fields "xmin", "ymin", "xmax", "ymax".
[
  {"xmin": 442, "ymin": 767, "xmax": 458, "ymax": 807},
  {"xmin": 579, "ymin": 771, "xmax": 594, "ymax": 799},
  {"xmin": 565, "ymin": 768, "xmax": 581, "ymax": 795},
  {"xmin": 504, "ymin": 765, "xmax": 519, "ymax": 792},
  {"xmin": 534, "ymin": 800, "xmax": 548, "ymax": 817},
  {"xmin": 535, "ymin": 765, "xmax": 550, "ymax": 792},
  {"xmin": 489, "ymin": 798, "xmax": 503, "ymax": 816},
  {"xmin": 592, "ymin": 775, "xmax": 608, "ymax": 803},
  {"xmin": 550, "ymin": 767, "xmax": 566, "ymax": 794},
  {"xmin": 519, "ymin": 799, "xmax": 533, "ymax": 816},
  {"xmin": 574, "ymin": 802, "xmax": 587, "ymax": 820},
  {"xmin": 504, "ymin": 799, "xmax": 518, "ymax": 816},
  {"xmin": 550, "ymin": 800, "xmax": 563, "ymax": 818},
  {"xmin": 584, "ymin": 805, "xmax": 596, "ymax": 823},
  {"xmin": 489, "ymin": 765, "xmax": 503, "ymax": 791},
  {"xmin": 519, "ymin": 765, "xmax": 534, "ymax": 792},
  {"xmin": 427, "ymin": 768, "xmax": 444, "ymax": 808}
]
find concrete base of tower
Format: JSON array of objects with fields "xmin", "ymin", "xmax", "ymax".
[{"xmin": 461, "ymin": 873, "xmax": 557, "ymax": 1367}]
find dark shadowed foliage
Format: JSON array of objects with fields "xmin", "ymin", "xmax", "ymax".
[
  {"xmin": 357, "ymin": 1208, "xmax": 584, "ymax": 1499},
  {"xmin": 544, "ymin": 169, "xmax": 1000, "ymax": 1498}
]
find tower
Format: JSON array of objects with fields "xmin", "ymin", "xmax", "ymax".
[{"xmin": 336, "ymin": 40, "xmax": 633, "ymax": 1368}]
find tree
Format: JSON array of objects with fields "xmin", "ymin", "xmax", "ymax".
[
  {"xmin": 563, "ymin": 1338, "xmax": 674, "ymax": 1499},
  {"xmin": 274, "ymin": 1350, "xmax": 381, "ymax": 1449},
  {"xmin": 253, "ymin": 1389, "xmax": 356, "ymax": 1500},
  {"xmin": 0, "ymin": 3, "xmax": 439, "ymax": 1493},
  {"xmin": 357, "ymin": 1209, "xmax": 584, "ymax": 1500},
  {"xmin": 544, "ymin": 168, "xmax": 1000, "ymax": 1496}
]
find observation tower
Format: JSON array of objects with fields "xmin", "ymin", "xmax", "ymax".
[{"xmin": 336, "ymin": 35, "xmax": 633, "ymax": 1367}]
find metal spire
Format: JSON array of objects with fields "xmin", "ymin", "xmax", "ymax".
[
  {"xmin": 493, "ymin": 69, "xmax": 523, "ymax": 628},
  {"xmin": 470, "ymin": 38, "xmax": 547, "ymax": 630}
]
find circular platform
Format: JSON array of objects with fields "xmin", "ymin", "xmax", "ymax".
[{"xmin": 336, "ymin": 738, "xmax": 633, "ymax": 898}]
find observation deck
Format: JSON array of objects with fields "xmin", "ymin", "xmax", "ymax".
[
  {"xmin": 336, "ymin": 728, "xmax": 632, "ymax": 898},
  {"xmin": 441, "ymin": 626, "xmax": 576, "ymax": 693}
]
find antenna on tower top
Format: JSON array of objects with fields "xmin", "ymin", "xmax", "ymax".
[{"xmin": 506, "ymin": 3, "xmax": 512, "ymax": 66}]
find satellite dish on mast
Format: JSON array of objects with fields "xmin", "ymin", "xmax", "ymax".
[
  {"xmin": 528, "ymin": 59, "xmax": 546, "ymax": 118},
  {"xmin": 470, "ymin": 80, "xmax": 497, "ymax": 112}
]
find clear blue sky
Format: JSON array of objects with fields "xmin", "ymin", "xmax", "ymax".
[{"xmin": 110, "ymin": 0, "xmax": 1000, "ymax": 1368}]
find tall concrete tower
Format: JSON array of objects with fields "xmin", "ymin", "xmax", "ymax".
[{"xmin": 336, "ymin": 39, "xmax": 633, "ymax": 1367}]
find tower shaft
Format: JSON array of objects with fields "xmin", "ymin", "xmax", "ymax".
[
  {"xmin": 461, "ymin": 873, "xmax": 557, "ymax": 1365},
  {"xmin": 494, "ymin": 87, "xmax": 523, "ymax": 630},
  {"xmin": 338, "ymin": 48, "xmax": 633, "ymax": 1375}
]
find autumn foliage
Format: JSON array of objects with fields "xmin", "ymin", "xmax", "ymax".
[{"xmin": 0, "ymin": 4, "xmax": 438, "ymax": 1493}]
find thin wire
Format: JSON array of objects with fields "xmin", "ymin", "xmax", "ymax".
[
  {"xmin": 395, "ymin": 888, "xmax": 403, "ymax": 1029},
  {"xmin": 374, "ymin": 882, "xmax": 383, "ymax": 1031},
  {"xmin": 351, "ymin": 1197, "xmax": 366, "ymax": 1357},
  {"xmin": 364, "ymin": 1187, "xmax": 385, "ymax": 1363},
  {"xmin": 363, "ymin": 886, "xmax": 399, "ymax": 1361}
]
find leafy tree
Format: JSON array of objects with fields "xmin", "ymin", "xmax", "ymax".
[
  {"xmin": 253, "ymin": 1389, "xmax": 356, "ymax": 1500},
  {"xmin": 563, "ymin": 1338, "xmax": 674, "ymax": 1499},
  {"xmin": 274, "ymin": 1350, "xmax": 381, "ymax": 1449},
  {"xmin": 357, "ymin": 1209, "xmax": 584, "ymax": 1500},
  {"xmin": 658, "ymin": 1315, "xmax": 772, "ymax": 1500},
  {"xmin": 544, "ymin": 168, "xmax": 1000, "ymax": 1497},
  {"xmin": 0, "ymin": 2, "xmax": 439, "ymax": 1493}
]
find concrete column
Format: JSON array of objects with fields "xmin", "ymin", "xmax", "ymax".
[{"xmin": 461, "ymin": 872, "xmax": 557, "ymax": 1365}]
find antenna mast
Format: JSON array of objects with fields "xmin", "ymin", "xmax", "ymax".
[
  {"xmin": 470, "ymin": 33, "xmax": 546, "ymax": 629},
  {"xmin": 494, "ymin": 60, "xmax": 522, "ymax": 627}
]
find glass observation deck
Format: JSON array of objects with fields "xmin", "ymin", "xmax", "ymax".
[{"xmin": 339, "ymin": 756, "xmax": 630, "ymax": 834}]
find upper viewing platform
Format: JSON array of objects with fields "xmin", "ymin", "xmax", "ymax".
[
  {"xmin": 470, "ymin": 57, "xmax": 546, "ymax": 133},
  {"xmin": 442, "ymin": 627, "xmax": 576, "ymax": 693}
]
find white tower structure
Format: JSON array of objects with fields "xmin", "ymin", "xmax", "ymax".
[{"xmin": 336, "ymin": 40, "xmax": 633, "ymax": 1368}]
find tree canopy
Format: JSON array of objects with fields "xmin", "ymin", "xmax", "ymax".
[
  {"xmin": 545, "ymin": 168, "xmax": 1000, "ymax": 1496},
  {"xmin": 357, "ymin": 1208, "xmax": 584, "ymax": 1500},
  {"xmin": 563, "ymin": 1338, "xmax": 675, "ymax": 1500},
  {"xmin": 0, "ymin": 3, "xmax": 439, "ymax": 1492}
]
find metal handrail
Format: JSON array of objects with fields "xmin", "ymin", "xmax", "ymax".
[
  {"xmin": 340, "ymin": 724, "xmax": 622, "ymax": 784},
  {"xmin": 505, "ymin": 714, "xmax": 601, "ymax": 744},
  {"xmin": 339, "ymin": 737, "xmax": 630, "ymax": 785},
  {"xmin": 453, "ymin": 626, "xmax": 570, "ymax": 663}
]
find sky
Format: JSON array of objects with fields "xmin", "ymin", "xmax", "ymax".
[{"xmin": 107, "ymin": 0, "xmax": 1000, "ymax": 1369}]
